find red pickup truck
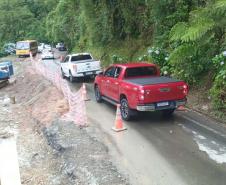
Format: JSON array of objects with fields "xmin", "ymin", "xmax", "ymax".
[{"xmin": 94, "ymin": 63, "xmax": 188, "ymax": 120}]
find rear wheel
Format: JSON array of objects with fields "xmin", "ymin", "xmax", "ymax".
[
  {"xmin": 69, "ymin": 71, "xmax": 75, "ymax": 83},
  {"xmin": 94, "ymin": 85, "xmax": 102, "ymax": 103},
  {"xmin": 162, "ymin": 109, "xmax": 175, "ymax": 117},
  {"xmin": 61, "ymin": 68, "xmax": 65, "ymax": 79},
  {"xmin": 120, "ymin": 98, "xmax": 134, "ymax": 121}
]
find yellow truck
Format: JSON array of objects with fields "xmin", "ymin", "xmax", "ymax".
[{"xmin": 16, "ymin": 40, "xmax": 38, "ymax": 57}]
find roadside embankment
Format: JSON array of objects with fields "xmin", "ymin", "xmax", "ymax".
[{"xmin": 0, "ymin": 56, "xmax": 129, "ymax": 185}]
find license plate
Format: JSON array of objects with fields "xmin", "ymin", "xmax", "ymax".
[
  {"xmin": 157, "ymin": 102, "xmax": 169, "ymax": 107},
  {"xmin": 85, "ymin": 72, "xmax": 93, "ymax": 75}
]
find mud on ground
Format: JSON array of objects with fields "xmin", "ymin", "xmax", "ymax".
[
  {"xmin": 0, "ymin": 57, "xmax": 129, "ymax": 185},
  {"xmin": 187, "ymin": 85, "xmax": 226, "ymax": 124}
]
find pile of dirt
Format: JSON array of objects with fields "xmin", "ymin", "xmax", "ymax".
[{"xmin": 4, "ymin": 65, "xmax": 68, "ymax": 126}]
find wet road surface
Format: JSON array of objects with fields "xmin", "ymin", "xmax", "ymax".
[{"xmin": 40, "ymin": 53, "xmax": 226, "ymax": 185}]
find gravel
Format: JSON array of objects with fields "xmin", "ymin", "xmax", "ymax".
[{"xmin": 43, "ymin": 120, "xmax": 129, "ymax": 185}]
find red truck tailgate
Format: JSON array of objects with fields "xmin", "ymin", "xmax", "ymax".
[{"xmin": 125, "ymin": 77, "xmax": 188, "ymax": 103}]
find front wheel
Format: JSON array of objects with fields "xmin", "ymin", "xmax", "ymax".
[
  {"xmin": 94, "ymin": 85, "xmax": 102, "ymax": 103},
  {"xmin": 120, "ymin": 98, "xmax": 134, "ymax": 121}
]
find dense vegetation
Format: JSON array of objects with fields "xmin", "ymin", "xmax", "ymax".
[{"xmin": 0, "ymin": 0, "xmax": 225, "ymax": 113}]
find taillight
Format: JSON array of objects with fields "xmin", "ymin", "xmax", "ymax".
[
  {"xmin": 183, "ymin": 84, "xmax": 188, "ymax": 95},
  {"xmin": 72, "ymin": 64, "xmax": 77, "ymax": 72},
  {"xmin": 178, "ymin": 84, "xmax": 188, "ymax": 95},
  {"xmin": 138, "ymin": 89, "xmax": 145, "ymax": 101}
]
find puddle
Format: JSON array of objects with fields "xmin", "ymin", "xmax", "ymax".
[
  {"xmin": 179, "ymin": 124, "xmax": 226, "ymax": 164},
  {"xmin": 193, "ymin": 133, "xmax": 226, "ymax": 164},
  {"xmin": 0, "ymin": 136, "xmax": 21, "ymax": 185},
  {"xmin": 0, "ymin": 95, "xmax": 10, "ymax": 104},
  {"xmin": 0, "ymin": 95, "xmax": 13, "ymax": 113}
]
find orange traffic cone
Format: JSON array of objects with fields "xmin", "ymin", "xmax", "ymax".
[
  {"xmin": 112, "ymin": 104, "xmax": 127, "ymax": 132},
  {"xmin": 82, "ymin": 83, "xmax": 90, "ymax": 101},
  {"xmin": 59, "ymin": 55, "xmax": 63, "ymax": 62},
  {"xmin": 177, "ymin": 105, "xmax": 186, "ymax": 111}
]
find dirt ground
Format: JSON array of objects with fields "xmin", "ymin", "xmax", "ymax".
[
  {"xmin": 187, "ymin": 85, "xmax": 226, "ymax": 124},
  {"xmin": 0, "ymin": 57, "xmax": 129, "ymax": 185}
]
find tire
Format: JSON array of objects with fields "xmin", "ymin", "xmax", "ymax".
[
  {"xmin": 94, "ymin": 85, "xmax": 102, "ymax": 103},
  {"xmin": 120, "ymin": 98, "xmax": 134, "ymax": 121},
  {"xmin": 162, "ymin": 109, "xmax": 175, "ymax": 117},
  {"xmin": 61, "ymin": 68, "xmax": 65, "ymax": 79},
  {"xmin": 69, "ymin": 71, "xmax": 75, "ymax": 83}
]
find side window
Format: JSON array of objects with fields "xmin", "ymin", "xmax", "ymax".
[
  {"xmin": 104, "ymin": 67, "xmax": 115, "ymax": 77},
  {"xmin": 114, "ymin": 67, "xmax": 122, "ymax": 78}
]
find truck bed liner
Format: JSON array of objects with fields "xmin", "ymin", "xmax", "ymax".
[
  {"xmin": 125, "ymin": 76, "xmax": 181, "ymax": 85},
  {"xmin": 71, "ymin": 59, "xmax": 96, "ymax": 64}
]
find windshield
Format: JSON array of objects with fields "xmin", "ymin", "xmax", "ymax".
[
  {"xmin": 16, "ymin": 42, "xmax": 30, "ymax": 50},
  {"xmin": 71, "ymin": 54, "xmax": 92, "ymax": 61},
  {"xmin": 125, "ymin": 66, "xmax": 157, "ymax": 78}
]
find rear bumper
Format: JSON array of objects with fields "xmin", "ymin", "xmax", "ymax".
[
  {"xmin": 42, "ymin": 56, "xmax": 54, "ymax": 59},
  {"xmin": 136, "ymin": 99, "xmax": 187, "ymax": 111},
  {"xmin": 58, "ymin": 47, "xmax": 66, "ymax": 51},
  {"xmin": 16, "ymin": 50, "xmax": 30, "ymax": 56},
  {"xmin": 72, "ymin": 70, "xmax": 102, "ymax": 77}
]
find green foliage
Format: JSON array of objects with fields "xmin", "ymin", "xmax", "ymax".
[
  {"xmin": 112, "ymin": 55, "xmax": 127, "ymax": 64},
  {"xmin": 169, "ymin": 0, "xmax": 226, "ymax": 86},
  {"xmin": 137, "ymin": 47, "xmax": 170, "ymax": 75},
  {"xmin": 210, "ymin": 52, "xmax": 226, "ymax": 110},
  {"xmin": 0, "ymin": 0, "xmax": 56, "ymax": 44},
  {"xmin": 146, "ymin": 47, "xmax": 169, "ymax": 68},
  {"xmin": 46, "ymin": 0, "xmax": 81, "ymax": 49},
  {"xmin": 170, "ymin": 22, "xmax": 188, "ymax": 41}
]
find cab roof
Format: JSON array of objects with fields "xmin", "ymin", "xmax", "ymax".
[
  {"xmin": 17, "ymin": 40, "xmax": 37, "ymax": 43},
  {"xmin": 70, "ymin": 53, "xmax": 91, "ymax": 56},
  {"xmin": 114, "ymin": 62, "xmax": 157, "ymax": 68}
]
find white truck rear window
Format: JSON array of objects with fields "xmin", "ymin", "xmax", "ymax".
[{"xmin": 71, "ymin": 55, "xmax": 92, "ymax": 61}]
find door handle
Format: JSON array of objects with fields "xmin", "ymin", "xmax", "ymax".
[
  {"xmin": 115, "ymin": 82, "xmax": 119, "ymax": 85},
  {"xmin": 106, "ymin": 80, "xmax": 110, "ymax": 83}
]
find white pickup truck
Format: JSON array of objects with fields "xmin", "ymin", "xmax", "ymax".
[{"xmin": 60, "ymin": 53, "xmax": 102, "ymax": 82}]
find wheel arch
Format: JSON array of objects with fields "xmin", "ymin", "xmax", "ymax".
[
  {"xmin": 120, "ymin": 94, "xmax": 127, "ymax": 101},
  {"xmin": 94, "ymin": 83, "xmax": 102, "ymax": 95}
]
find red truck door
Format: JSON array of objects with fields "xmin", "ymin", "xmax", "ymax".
[
  {"xmin": 109, "ymin": 67, "xmax": 122, "ymax": 101},
  {"xmin": 101, "ymin": 66, "xmax": 116, "ymax": 97}
]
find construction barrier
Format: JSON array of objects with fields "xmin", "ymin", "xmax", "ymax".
[{"xmin": 30, "ymin": 55, "xmax": 88, "ymax": 127}]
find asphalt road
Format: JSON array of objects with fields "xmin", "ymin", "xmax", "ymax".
[{"xmin": 40, "ymin": 51, "xmax": 226, "ymax": 185}]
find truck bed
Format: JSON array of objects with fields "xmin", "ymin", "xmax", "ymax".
[{"xmin": 125, "ymin": 76, "xmax": 181, "ymax": 85}]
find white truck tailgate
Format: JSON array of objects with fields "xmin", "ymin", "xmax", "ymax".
[{"xmin": 76, "ymin": 60, "xmax": 100, "ymax": 73}]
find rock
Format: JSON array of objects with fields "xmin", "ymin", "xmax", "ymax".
[
  {"xmin": 201, "ymin": 105, "xmax": 209, "ymax": 111},
  {"xmin": 10, "ymin": 96, "xmax": 16, "ymax": 104}
]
